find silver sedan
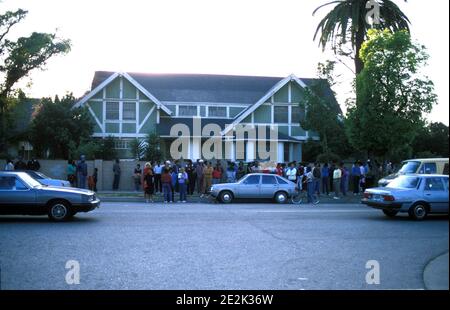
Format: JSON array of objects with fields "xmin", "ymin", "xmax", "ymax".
[
  {"xmin": 362, "ymin": 174, "xmax": 449, "ymax": 220},
  {"xmin": 0, "ymin": 171, "xmax": 100, "ymax": 221},
  {"xmin": 209, "ymin": 173, "xmax": 296, "ymax": 204}
]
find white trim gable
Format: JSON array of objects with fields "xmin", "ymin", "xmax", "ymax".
[
  {"xmin": 220, "ymin": 74, "xmax": 308, "ymax": 135},
  {"xmin": 73, "ymin": 72, "xmax": 120, "ymax": 108},
  {"xmin": 73, "ymin": 72, "xmax": 173, "ymax": 116},
  {"xmin": 121, "ymin": 72, "xmax": 172, "ymax": 115}
]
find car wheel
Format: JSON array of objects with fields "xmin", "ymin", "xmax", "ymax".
[
  {"xmin": 48, "ymin": 201, "xmax": 72, "ymax": 222},
  {"xmin": 274, "ymin": 191, "xmax": 288, "ymax": 204},
  {"xmin": 382, "ymin": 209, "xmax": 398, "ymax": 218},
  {"xmin": 408, "ymin": 203, "xmax": 428, "ymax": 221},
  {"xmin": 219, "ymin": 191, "xmax": 233, "ymax": 204}
]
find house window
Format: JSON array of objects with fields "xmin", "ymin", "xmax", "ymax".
[
  {"xmin": 200, "ymin": 106, "xmax": 206, "ymax": 117},
  {"xmin": 106, "ymin": 102, "xmax": 119, "ymax": 120},
  {"xmin": 123, "ymin": 102, "xmax": 136, "ymax": 120},
  {"xmin": 284, "ymin": 143, "xmax": 290, "ymax": 162},
  {"xmin": 274, "ymin": 106, "xmax": 288, "ymax": 123},
  {"xmin": 291, "ymin": 106, "xmax": 305, "ymax": 123},
  {"xmin": 208, "ymin": 106, "xmax": 227, "ymax": 117},
  {"xmin": 179, "ymin": 105, "xmax": 197, "ymax": 116}
]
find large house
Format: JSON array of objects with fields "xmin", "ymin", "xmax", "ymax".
[{"xmin": 75, "ymin": 71, "xmax": 338, "ymax": 162}]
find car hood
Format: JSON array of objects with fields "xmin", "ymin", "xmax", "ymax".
[{"xmin": 38, "ymin": 185, "xmax": 94, "ymax": 196}]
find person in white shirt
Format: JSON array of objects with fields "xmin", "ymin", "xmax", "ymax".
[
  {"xmin": 4, "ymin": 159, "xmax": 14, "ymax": 171},
  {"xmin": 333, "ymin": 165, "xmax": 342, "ymax": 199},
  {"xmin": 285, "ymin": 162, "xmax": 297, "ymax": 183}
]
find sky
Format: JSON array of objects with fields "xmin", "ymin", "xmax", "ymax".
[{"xmin": 1, "ymin": 0, "xmax": 449, "ymax": 125}]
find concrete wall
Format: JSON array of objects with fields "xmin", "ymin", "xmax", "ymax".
[{"xmin": 7, "ymin": 159, "xmax": 150, "ymax": 191}]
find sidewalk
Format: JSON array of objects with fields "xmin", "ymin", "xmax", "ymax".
[
  {"xmin": 423, "ymin": 252, "xmax": 449, "ymax": 290},
  {"xmin": 97, "ymin": 190, "xmax": 364, "ymax": 203}
]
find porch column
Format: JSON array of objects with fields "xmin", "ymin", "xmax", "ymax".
[
  {"xmin": 246, "ymin": 141, "xmax": 255, "ymax": 162},
  {"xmin": 191, "ymin": 138, "xmax": 201, "ymax": 161},
  {"xmin": 277, "ymin": 142, "xmax": 284, "ymax": 163},
  {"xmin": 225, "ymin": 140, "xmax": 236, "ymax": 161}
]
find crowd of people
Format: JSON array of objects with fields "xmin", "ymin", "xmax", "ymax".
[{"xmin": 4, "ymin": 155, "xmax": 388, "ymax": 205}]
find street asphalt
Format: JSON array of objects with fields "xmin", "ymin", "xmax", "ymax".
[{"xmin": 0, "ymin": 201, "xmax": 448, "ymax": 290}]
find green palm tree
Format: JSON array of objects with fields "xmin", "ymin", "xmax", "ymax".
[{"xmin": 313, "ymin": 0, "xmax": 410, "ymax": 74}]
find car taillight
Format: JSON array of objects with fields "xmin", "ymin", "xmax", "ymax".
[
  {"xmin": 363, "ymin": 192, "xmax": 371, "ymax": 199},
  {"xmin": 383, "ymin": 195, "xmax": 395, "ymax": 201}
]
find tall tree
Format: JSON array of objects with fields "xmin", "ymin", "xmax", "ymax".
[
  {"xmin": 29, "ymin": 94, "xmax": 93, "ymax": 159},
  {"xmin": 313, "ymin": 0, "xmax": 410, "ymax": 74},
  {"xmin": 0, "ymin": 9, "xmax": 71, "ymax": 152},
  {"xmin": 345, "ymin": 29, "xmax": 437, "ymax": 160}
]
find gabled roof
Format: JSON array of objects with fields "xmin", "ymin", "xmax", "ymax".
[{"xmin": 92, "ymin": 71, "xmax": 284, "ymax": 104}]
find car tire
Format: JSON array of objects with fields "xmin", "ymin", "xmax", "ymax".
[
  {"xmin": 219, "ymin": 191, "xmax": 233, "ymax": 204},
  {"xmin": 274, "ymin": 191, "xmax": 288, "ymax": 204},
  {"xmin": 408, "ymin": 203, "xmax": 428, "ymax": 221},
  {"xmin": 48, "ymin": 201, "xmax": 72, "ymax": 222},
  {"xmin": 382, "ymin": 209, "xmax": 398, "ymax": 218}
]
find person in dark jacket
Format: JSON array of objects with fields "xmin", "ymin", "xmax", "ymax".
[
  {"xmin": 76, "ymin": 155, "xmax": 88, "ymax": 189},
  {"xmin": 26, "ymin": 158, "xmax": 40, "ymax": 171},
  {"xmin": 161, "ymin": 168, "xmax": 173, "ymax": 203}
]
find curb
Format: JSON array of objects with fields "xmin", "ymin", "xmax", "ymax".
[{"xmin": 423, "ymin": 252, "xmax": 449, "ymax": 290}]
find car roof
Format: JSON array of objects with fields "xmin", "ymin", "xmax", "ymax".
[
  {"xmin": 403, "ymin": 158, "xmax": 449, "ymax": 163},
  {"xmin": 0, "ymin": 171, "xmax": 30, "ymax": 176},
  {"xmin": 399, "ymin": 174, "xmax": 448, "ymax": 178}
]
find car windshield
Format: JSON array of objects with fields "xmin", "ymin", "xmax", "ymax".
[
  {"xmin": 17, "ymin": 173, "xmax": 42, "ymax": 188},
  {"xmin": 398, "ymin": 161, "xmax": 420, "ymax": 174},
  {"xmin": 387, "ymin": 176, "xmax": 420, "ymax": 189}
]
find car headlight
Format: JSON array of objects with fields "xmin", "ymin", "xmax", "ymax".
[
  {"xmin": 88, "ymin": 194, "xmax": 96, "ymax": 202},
  {"xmin": 210, "ymin": 186, "xmax": 215, "ymax": 192}
]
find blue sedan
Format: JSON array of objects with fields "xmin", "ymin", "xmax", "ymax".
[{"xmin": 362, "ymin": 174, "xmax": 449, "ymax": 220}]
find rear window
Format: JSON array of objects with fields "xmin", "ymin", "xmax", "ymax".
[
  {"xmin": 262, "ymin": 175, "xmax": 277, "ymax": 185},
  {"xmin": 387, "ymin": 176, "xmax": 420, "ymax": 189}
]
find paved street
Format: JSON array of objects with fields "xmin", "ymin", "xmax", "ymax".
[{"xmin": 0, "ymin": 201, "xmax": 448, "ymax": 290}]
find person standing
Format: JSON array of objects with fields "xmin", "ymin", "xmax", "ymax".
[
  {"xmin": 186, "ymin": 162, "xmax": 196, "ymax": 195},
  {"xmin": 112, "ymin": 159, "xmax": 121, "ymax": 191},
  {"xmin": 359, "ymin": 161, "xmax": 367, "ymax": 193},
  {"xmin": 195, "ymin": 159, "xmax": 205, "ymax": 195},
  {"xmin": 226, "ymin": 164, "xmax": 236, "ymax": 183},
  {"xmin": 178, "ymin": 167, "xmax": 188, "ymax": 203},
  {"xmin": 236, "ymin": 162, "xmax": 245, "ymax": 180},
  {"xmin": 340, "ymin": 163, "xmax": 349, "ymax": 196},
  {"xmin": 153, "ymin": 161, "xmax": 163, "ymax": 194},
  {"xmin": 321, "ymin": 163, "xmax": 330, "ymax": 195},
  {"xmin": 351, "ymin": 161, "xmax": 361, "ymax": 195},
  {"xmin": 76, "ymin": 155, "xmax": 88, "ymax": 189},
  {"xmin": 92, "ymin": 168, "xmax": 98, "ymax": 192},
  {"xmin": 26, "ymin": 158, "xmax": 40, "ymax": 171},
  {"xmin": 312, "ymin": 163, "xmax": 321, "ymax": 197},
  {"xmin": 161, "ymin": 168, "xmax": 172, "ymax": 203},
  {"xmin": 143, "ymin": 162, "xmax": 154, "ymax": 203},
  {"xmin": 285, "ymin": 162, "xmax": 297, "ymax": 183},
  {"xmin": 14, "ymin": 156, "xmax": 27, "ymax": 171},
  {"xmin": 4, "ymin": 159, "xmax": 14, "ymax": 171},
  {"xmin": 305, "ymin": 166, "xmax": 319, "ymax": 204},
  {"xmin": 202, "ymin": 161, "xmax": 213, "ymax": 196},
  {"xmin": 212, "ymin": 165, "xmax": 222, "ymax": 185},
  {"xmin": 333, "ymin": 164, "xmax": 342, "ymax": 199},
  {"xmin": 67, "ymin": 160, "xmax": 77, "ymax": 187},
  {"xmin": 133, "ymin": 164, "xmax": 142, "ymax": 192}
]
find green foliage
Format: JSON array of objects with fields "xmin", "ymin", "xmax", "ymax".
[
  {"xmin": 411, "ymin": 122, "xmax": 449, "ymax": 158},
  {"xmin": 346, "ymin": 29, "xmax": 437, "ymax": 160},
  {"xmin": 98, "ymin": 136, "xmax": 117, "ymax": 160},
  {"xmin": 301, "ymin": 61, "xmax": 353, "ymax": 160},
  {"xmin": 29, "ymin": 94, "xmax": 94, "ymax": 159},
  {"xmin": 0, "ymin": 9, "xmax": 71, "ymax": 152},
  {"xmin": 302, "ymin": 139, "xmax": 323, "ymax": 163},
  {"xmin": 313, "ymin": 0, "xmax": 410, "ymax": 74},
  {"xmin": 144, "ymin": 131, "xmax": 163, "ymax": 162},
  {"xmin": 129, "ymin": 138, "xmax": 145, "ymax": 160},
  {"xmin": 316, "ymin": 152, "xmax": 341, "ymax": 164}
]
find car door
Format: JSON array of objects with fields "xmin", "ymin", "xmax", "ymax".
[
  {"xmin": 423, "ymin": 177, "xmax": 448, "ymax": 213},
  {"xmin": 237, "ymin": 175, "xmax": 261, "ymax": 198},
  {"xmin": 260, "ymin": 175, "xmax": 279, "ymax": 198},
  {"xmin": 0, "ymin": 175, "xmax": 36, "ymax": 214}
]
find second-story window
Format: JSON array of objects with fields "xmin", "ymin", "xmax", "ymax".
[
  {"xmin": 106, "ymin": 102, "xmax": 119, "ymax": 120},
  {"xmin": 274, "ymin": 106, "xmax": 288, "ymax": 123},
  {"xmin": 208, "ymin": 106, "xmax": 227, "ymax": 117},
  {"xmin": 179, "ymin": 105, "xmax": 197, "ymax": 116},
  {"xmin": 123, "ymin": 102, "xmax": 136, "ymax": 120}
]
